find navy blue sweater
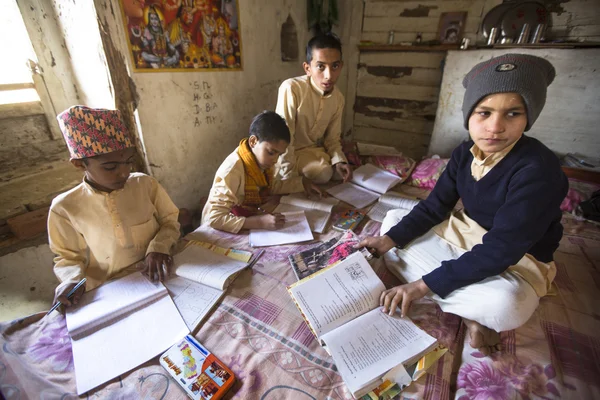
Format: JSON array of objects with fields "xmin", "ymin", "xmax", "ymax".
[{"xmin": 386, "ymin": 135, "xmax": 568, "ymax": 298}]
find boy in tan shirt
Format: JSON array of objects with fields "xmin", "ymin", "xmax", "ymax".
[
  {"xmin": 276, "ymin": 33, "xmax": 352, "ymax": 184},
  {"xmin": 202, "ymin": 111, "xmax": 322, "ymax": 233},
  {"xmin": 49, "ymin": 106, "xmax": 180, "ymax": 308}
]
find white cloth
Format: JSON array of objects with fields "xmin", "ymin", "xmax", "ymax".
[{"xmin": 382, "ymin": 209, "xmax": 539, "ymax": 332}]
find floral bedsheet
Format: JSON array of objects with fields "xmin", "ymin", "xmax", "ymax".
[{"xmin": 1, "ymin": 209, "xmax": 599, "ymax": 399}]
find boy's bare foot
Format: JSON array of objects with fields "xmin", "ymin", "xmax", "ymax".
[{"xmin": 463, "ymin": 318, "xmax": 501, "ymax": 356}]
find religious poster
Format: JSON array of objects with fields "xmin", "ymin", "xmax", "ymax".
[{"xmin": 119, "ymin": 0, "xmax": 242, "ymax": 71}]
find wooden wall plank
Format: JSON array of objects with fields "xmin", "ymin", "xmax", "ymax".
[
  {"xmin": 365, "ymin": 0, "xmax": 483, "ymax": 18},
  {"xmin": 354, "ymin": 96, "xmax": 437, "ymax": 121},
  {"xmin": 357, "ymin": 81, "xmax": 440, "ymax": 102},
  {"xmin": 359, "ymin": 52, "xmax": 446, "ymax": 68},
  {"xmin": 354, "ymin": 126, "xmax": 431, "ymax": 159},
  {"xmin": 358, "ymin": 65, "xmax": 443, "ymax": 87},
  {"xmin": 355, "ymin": 113, "xmax": 434, "ymax": 134}
]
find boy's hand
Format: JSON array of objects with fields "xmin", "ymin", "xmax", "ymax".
[
  {"xmin": 380, "ymin": 279, "xmax": 430, "ymax": 318},
  {"xmin": 55, "ymin": 280, "xmax": 86, "ymax": 308},
  {"xmin": 358, "ymin": 235, "xmax": 396, "ymax": 257},
  {"xmin": 142, "ymin": 252, "xmax": 173, "ymax": 282},
  {"xmin": 302, "ymin": 177, "xmax": 325, "ymax": 198},
  {"xmin": 260, "ymin": 213, "xmax": 286, "ymax": 230},
  {"xmin": 335, "ymin": 162, "xmax": 353, "ymax": 183}
]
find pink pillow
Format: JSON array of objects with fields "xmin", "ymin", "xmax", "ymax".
[
  {"xmin": 361, "ymin": 155, "xmax": 416, "ymax": 183},
  {"xmin": 560, "ymin": 179, "xmax": 600, "ymax": 212},
  {"xmin": 406, "ymin": 157, "xmax": 449, "ymax": 189}
]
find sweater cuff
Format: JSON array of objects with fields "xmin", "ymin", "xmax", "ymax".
[
  {"xmin": 383, "ymin": 225, "xmax": 413, "ymax": 249},
  {"xmin": 422, "ymin": 267, "xmax": 452, "ymax": 299}
]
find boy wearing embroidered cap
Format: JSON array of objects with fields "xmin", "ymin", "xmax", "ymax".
[
  {"xmin": 49, "ymin": 106, "xmax": 181, "ymax": 308},
  {"xmin": 202, "ymin": 111, "xmax": 323, "ymax": 233},
  {"xmin": 360, "ymin": 54, "xmax": 568, "ymax": 354}
]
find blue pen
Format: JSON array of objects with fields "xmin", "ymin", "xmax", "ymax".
[{"xmin": 47, "ymin": 277, "xmax": 87, "ymax": 315}]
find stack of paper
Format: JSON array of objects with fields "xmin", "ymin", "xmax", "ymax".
[{"xmin": 274, "ymin": 193, "xmax": 339, "ymax": 233}]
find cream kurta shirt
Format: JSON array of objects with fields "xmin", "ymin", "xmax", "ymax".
[
  {"xmin": 202, "ymin": 148, "xmax": 305, "ymax": 233},
  {"xmin": 276, "ymin": 75, "xmax": 347, "ymax": 178},
  {"xmin": 48, "ymin": 173, "xmax": 180, "ymax": 292},
  {"xmin": 433, "ymin": 138, "xmax": 555, "ymax": 297}
]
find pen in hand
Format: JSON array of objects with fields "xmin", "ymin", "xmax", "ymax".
[{"xmin": 47, "ymin": 277, "xmax": 87, "ymax": 316}]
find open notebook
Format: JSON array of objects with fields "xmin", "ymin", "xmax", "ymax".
[
  {"xmin": 66, "ymin": 272, "xmax": 189, "ymax": 395},
  {"xmin": 327, "ymin": 164, "xmax": 403, "ymax": 208},
  {"xmin": 249, "ymin": 210, "xmax": 314, "ymax": 247},
  {"xmin": 163, "ymin": 243, "xmax": 250, "ymax": 332},
  {"xmin": 274, "ymin": 193, "xmax": 339, "ymax": 233},
  {"xmin": 367, "ymin": 193, "xmax": 420, "ymax": 222},
  {"xmin": 287, "ymin": 253, "xmax": 437, "ymax": 398}
]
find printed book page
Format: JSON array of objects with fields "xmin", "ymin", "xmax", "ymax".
[
  {"xmin": 173, "ymin": 244, "xmax": 248, "ymax": 290},
  {"xmin": 367, "ymin": 194, "xmax": 420, "ymax": 222},
  {"xmin": 163, "ymin": 276, "xmax": 224, "ymax": 332},
  {"xmin": 327, "ymin": 182, "xmax": 380, "ymax": 209},
  {"xmin": 288, "ymin": 252, "xmax": 385, "ymax": 338},
  {"xmin": 249, "ymin": 210, "xmax": 314, "ymax": 247},
  {"xmin": 67, "ymin": 272, "xmax": 189, "ymax": 394},
  {"xmin": 351, "ymin": 164, "xmax": 403, "ymax": 194},
  {"xmin": 320, "ymin": 308, "xmax": 437, "ymax": 396}
]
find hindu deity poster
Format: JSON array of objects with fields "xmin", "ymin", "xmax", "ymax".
[{"xmin": 119, "ymin": 0, "xmax": 242, "ymax": 71}]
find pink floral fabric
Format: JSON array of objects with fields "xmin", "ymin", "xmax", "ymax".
[
  {"xmin": 1, "ymin": 202, "xmax": 600, "ymax": 399},
  {"xmin": 406, "ymin": 157, "xmax": 450, "ymax": 190},
  {"xmin": 560, "ymin": 179, "xmax": 600, "ymax": 212}
]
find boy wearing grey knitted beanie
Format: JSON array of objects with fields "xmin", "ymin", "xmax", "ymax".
[{"xmin": 361, "ymin": 53, "xmax": 568, "ymax": 355}]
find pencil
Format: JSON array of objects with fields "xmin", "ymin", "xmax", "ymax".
[{"xmin": 46, "ymin": 277, "xmax": 87, "ymax": 316}]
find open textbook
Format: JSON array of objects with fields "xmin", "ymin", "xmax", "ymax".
[
  {"xmin": 163, "ymin": 243, "xmax": 250, "ymax": 332},
  {"xmin": 327, "ymin": 164, "xmax": 403, "ymax": 209},
  {"xmin": 66, "ymin": 272, "xmax": 189, "ymax": 395},
  {"xmin": 274, "ymin": 193, "xmax": 339, "ymax": 233},
  {"xmin": 249, "ymin": 210, "xmax": 314, "ymax": 247},
  {"xmin": 287, "ymin": 253, "xmax": 437, "ymax": 398},
  {"xmin": 289, "ymin": 230, "xmax": 373, "ymax": 280},
  {"xmin": 367, "ymin": 193, "xmax": 420, "ymax": 223}
]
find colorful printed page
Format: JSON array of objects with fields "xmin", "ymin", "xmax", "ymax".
[
  {"xmin": 288, "ymin": 252, "xmax": 384, "ymax": 338},
  {"xmin": 249, "ymin": 211, "xmax": 314, "ymax": 247},
  {"xmin": 173, "ymin": 244, "xmax": 249, "ymax": 290},
  {"xmin": 66, "ymin": 272, "xmax": 189, "ymax": 395}
]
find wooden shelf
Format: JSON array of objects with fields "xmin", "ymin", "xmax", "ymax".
[{"xmin": 358, "ymin": 44, "xmax": 459, "ymax": 52}]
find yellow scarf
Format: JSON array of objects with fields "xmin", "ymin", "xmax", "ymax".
[{"xmin": 237, "ymin": 138, "xmax": 272, "ymax": 207}]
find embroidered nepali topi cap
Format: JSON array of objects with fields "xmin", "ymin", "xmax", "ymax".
[
  {"xmin": 462, "ymin": 53, "xmax": 556, "ymax": 131},
  {"xmin": 56, "ymin": 105, "xmax": 134, "ymax": 159}
]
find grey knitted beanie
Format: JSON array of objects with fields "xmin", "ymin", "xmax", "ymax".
[{"xmin": 462, "ymin": 53, "xmax": 556, "ymax": 131}]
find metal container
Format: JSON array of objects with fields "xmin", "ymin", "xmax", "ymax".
[
  {"xmin": 501, "ymin": 37, "xmax": 514, "ymax": 44},
  {"xmin": 517, "ymin": 23, "xmax": 531, "ymax": 44},
  {"xmin": 388, "ymin": 30, "xmax": 395, "ymax": 45},
  {"xmin": 460, "ymin": 38, "xmax": 471, "ymax": 50},
  {"xmin": 530, "ymin": 23, "xmax": 546, "ymax": 43},
  {"xmin": 487, "ymin": 27, "xmax": 499, "ymax": 45}
]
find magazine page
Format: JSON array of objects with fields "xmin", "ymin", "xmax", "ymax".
[
  {"xmin": 327, "ymin": 182, "xmax": 379, "ymax": 209},
  {"xmin": 320, "ymin": 308, "xmax": 437, "ymax": 397},
  {"xmin": 351, "ymin": 164, "xmax": 403, "ymax": 194},
  {"xmin": 288, "ymin": 231, "xmax": 373, "ymax": 280},
  {"xmin": 288, "ymin": 252, "xmax": 384, "ymax": 338},
  {"xmin": 173, "ymin": 245, "xmax": 248, "ymax": 290}
]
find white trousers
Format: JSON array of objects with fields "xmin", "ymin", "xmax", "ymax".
[{"xmin": 382, "ymin": 209, "xmax": 539, "ymax": 332}]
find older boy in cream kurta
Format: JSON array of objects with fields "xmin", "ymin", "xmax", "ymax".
[{"xmin": 276, "ymin": 75, "xmax": 347, "ymax": 183}]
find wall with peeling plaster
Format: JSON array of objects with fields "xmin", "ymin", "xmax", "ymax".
[
  {"xmin": 351, "ymin": 0, "xmax": 600, "ymax": 160},
  {"xmin": 94, "ymin": 0, "xmax": 357, "ymax": 211}
]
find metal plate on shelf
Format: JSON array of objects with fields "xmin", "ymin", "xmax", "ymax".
[
  {"xmin": 481, "ymin": 3, "xmax": 513, "ymax": 38},
  {"xmin": 501, "ymin": 2, "xmax": 548, "ymax": 40}
]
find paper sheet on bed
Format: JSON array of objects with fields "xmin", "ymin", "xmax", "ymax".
[
  {"xmin": 274, "ymin": 194, "xmax": 339, "ymax": 233},
  {"xmin": 249, "ymin": 211, "xmax": 314, "ymax": 247}
]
